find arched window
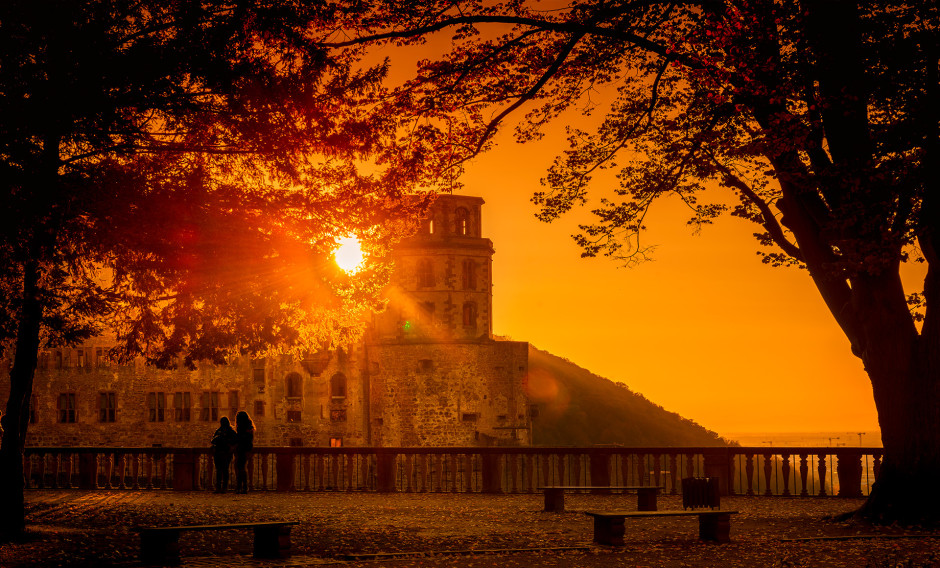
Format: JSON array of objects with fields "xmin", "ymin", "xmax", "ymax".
[
  {"xmin": 417, "ymin": 258, "xmax": 434, "ymax": 287},
  {"xmin": 461, "ymin": 259, "xmax": 477, "ymax": 290},
  {"xmin": 455, "ymin": 207, "xmax": 470, "ymax": 236},
  {"xmin": 331, "ymin": 373, "xmax": 347, "ymax": 399},
  {"xmin": 462, "ymin": 302, "xmax": 477, "ymax": 328},
  {"xmin": 286, "ymin": 372, "xmax": 303, "ymax": 398}
]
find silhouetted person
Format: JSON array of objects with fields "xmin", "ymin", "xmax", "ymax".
[
  {"xmin": 234, "ymin": 411, "xmax": 255, "ymax": 494},
  {"xmin": 210, "ymin": 417, "xmax": 237, "ymax": 493}
]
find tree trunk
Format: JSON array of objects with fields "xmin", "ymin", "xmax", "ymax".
[
  {"xmin": 860, "ymin": 346, "xmax": 940, "ymax": 523},
  {"xmin": 0, "ymin": 259, "xmax": 42, "ymax": 542},
  {"xmin": 852, "ymin": 275, "xmax": 940, "ymax": 523}
]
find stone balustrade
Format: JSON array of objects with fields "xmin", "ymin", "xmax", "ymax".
[{"xmin": 21, "ymin": 446, "xmax": 883, "ymax": 498}]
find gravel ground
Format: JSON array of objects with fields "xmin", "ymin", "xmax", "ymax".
[{"xmin": 0, "ymin": 491, "xmax": 938, "ymax": 567}]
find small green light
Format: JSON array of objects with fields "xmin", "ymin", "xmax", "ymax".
[{"xmin": 403, "ymin": 320, "xmax": 412, "ymax": 331}]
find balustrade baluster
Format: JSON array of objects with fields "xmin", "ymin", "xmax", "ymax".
[
  {"xmin": 38, "ymin": 453, "xmax": 47, "ymax": 489},
  {"xmin": 817, "ymin": 453, "xmax": 828, "ymax": 497},
  {"xmin": 435, "ymin": 454, "xmax": 444, "ymax": 492},
  {"xmin": 131, "ymin": 453, "xmax": 140, "ymax": 489},
  {"xmin": 448, "ymin": 453, "xmax": 457, "ymax": 493},
  {"xmin": 51, "ymin": 454, "xmax": 60, "ymax": 489},
  {"xmin": 104, "ymin": 452, "xmax": 114, "ymax": 489},
  {"xmin": 63, "ymin": 454, "xmax": 72, "ymax": 489},
  {"xmin": 346, "ymin": 453, "xmax": 355, "ymax": 491},
  {"xmin": 118, "ymin": 453, "xmax": 128, "ymax": 489},
  {"xmin": 669, "ymin": 454, "xmax": 679, "ymax": 494},
  {"xmin": 508, "ymin": 454, "xmax": 518, "ymax": 493},
  {"xmin": 160, "ymin": 454, "xmax": 169, "ymax": 489},
  {"xmin": 781, "ymin": 454, "xmax": 791, "ymax": 496},
  {"xmin": 763, "ymin": 453, "xmax": 773, "ymax": 496},
  {"xmin": 256, "ymin": 453, "xmax": 266, "ymax": 491},
  {"xmin": 145, "ymin": 454, "xmax": 154, "ymax": 489},
  {"xmin": 745, "ymin": 454, "xmax": 754, "ymax": 496},
  {"xmin": 686, "ymin": 453, "xmax": 695, "ymax": 479},
  {"xmin": 525, "ymin": 453, "xmax": 532, "ymax": 492},
  {"xmin": 652, "ymin": 453, "xmax": 662, "ymax": 488},
  {"xmin": 465, "ymin": 454, "xmax": 474, "ymax": 493},
  {"xmin": 302, "ymin": 454, "xmax": 310, "ymax": 491},
  {"xmin": 799, "ymin": 454, "xmax": 809, "ymax": 496}
]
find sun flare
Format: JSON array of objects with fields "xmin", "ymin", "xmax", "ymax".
[{"xmin": 334, "ymin": 236, "xmax": 365, "ymax": 273}]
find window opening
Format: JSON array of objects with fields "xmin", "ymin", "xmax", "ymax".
[
  {"xmin": 174, "ymin": 392, "xmax": 191, "ymax": 422},
  {"xmin": 286, "ymin": 372, "xmax": 303, "ymax": 398},
  {"xmin": 200, "ymin": 391, "xmax": 220, "ymax": 421},
  {"xmin": 417, "ymin": 258, "xmax": 435, "ymax": 287},
  {"xmin": 98, "ymin": 392, "xmax": 116, "ymax": 423},
  {"xmin": 56, "ymin": 392, "xmax": 76, "ymax": 423},
  {"xmin": 455, "ymin": 207, "xmax": 470, "ymax": 236},
  {"xmin": 331, "ymin": 373, "xmax": 347, "ymax": 399},
  {"xmin": 148, "ymin": 392, "xmax": 166, "ymax": 422}
]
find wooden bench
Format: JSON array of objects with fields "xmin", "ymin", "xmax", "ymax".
[
  {"xmin": 539, "ymin": 486, "xmax": 663, "ymax": 513},
  {"xmin": 137, "ymin": 521, "xmax": 297, "ymax": 565},
  {"xmin": 584, "ymin": 510, "xmax": 738, "ymax": 545}
]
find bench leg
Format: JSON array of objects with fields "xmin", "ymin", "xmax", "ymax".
[
  {"xmin": 637, "ymin": 488, "xmax": 658, "ymax": 512},
  {"xmin": 544, "ymin": 488, "xmax": 565, "ymax": 512},
  {"xmin": 253, "ymin": 525, "xmax": 293, "ymax": 559},
  {"xmin": 140, "ymin": 530, "xmax": 181, "ymax": 566},
  {"xmin": 698, "ymin": 513, "xmax": 732, "ymax": 543},
  {"xmin": 592, "ymin": 516, "xmax": 625, "ymax": 546}
]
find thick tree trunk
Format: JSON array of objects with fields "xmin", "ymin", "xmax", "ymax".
[
  {"xmin": 852, "ymin": 275, "xmax": 940, "ymax": 524},
  {"xmin": 860, "ymin": 347, "xmax": 940, "ymax": 523},
  {"xmin": 0, "ymin": 259, "xmax": 42, "ymax": 542}
]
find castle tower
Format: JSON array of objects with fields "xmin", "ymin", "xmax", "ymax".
[
  {"xmin": 373, "ymin": 195, "xmax": 494, "ymax": 341},
  {"xmin": 366, "ymin": 195, "xmax": 530, "ymax": 447}
]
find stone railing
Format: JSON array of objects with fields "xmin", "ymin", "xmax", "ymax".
[{"xmin": 21, "ymin": 446, "xmax": 883, "ymax": 497}]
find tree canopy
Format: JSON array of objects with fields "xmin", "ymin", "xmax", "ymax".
[
  {"xmin": 0, "ymin": 0, "xmax": 427, "ymax": 540},
  {"xmin": 326, "ymin": 0, "xmax": 939, "ymax": 522}
]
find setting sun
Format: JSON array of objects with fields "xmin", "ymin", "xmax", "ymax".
[{"xmin": 334, "ymin": 236, "xmax": 365, "ymax": 273}]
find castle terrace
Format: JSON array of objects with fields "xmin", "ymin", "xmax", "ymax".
[{"xmin": 2, "ymin": 488, "xmax": 937, "ymax": 567}]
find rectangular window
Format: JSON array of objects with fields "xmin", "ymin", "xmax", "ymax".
[
  {"xmin": 253, "ymin": 400, "xmax": 265, "ymax": 417},
  {"xmin": 54, "ymin": 350, "xmax": 63, "ymax": 370},
  {"xmin": 252, "ymin": 367, "xmax": 265, "ymax": 383},
  {"xmin": 287, "ymin": 410, "xmax": 302, "ymax": 423},
  {"xmin": 174, "ymin": 392, "xmax": 192, "ymax": 422},
  {"xmin": 200, "ymin": 391, "xmax": 220, "ymax": 421},
  {"xmin": 57, "ymin": 393, "xmax": 76, "ymax": 423},
  {"xmin": 76, "ymin": 348, "xmax": 86, "ymax": 369},
  {"xmin": 228, "ymin": 390, "xmax": 239, "ymax": 415},
  {"xmin": 329, "ymin": 437, "xmax": 343, "ymax": 448},
  {"xmin": 147, "ymin": 392, "xmax": 166, "ymax": 422},
  {"xmin": 330, "ymin": 409, "xmax": 347, "ymax": 422},
  {"xmin": 461, "ymin": 413, "xmax": 478, "ymax": 423},
  {"xmin": 289, "ymin": 438, "xmax": 304, "ymax": 447},
  {"xmin": 95, "ymin": 347, "xmax": 108, "ymax": 368},
  {"xmin": 98, "ymin": 392, "xmax": 116, "ymax": 423},
  {"xmin": 529, "ymin": 404, "xmax": 540, "ymax": 419}
]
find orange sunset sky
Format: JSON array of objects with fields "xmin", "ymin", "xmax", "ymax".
[
  {"xmin": 373, "ymin": 36, "xmax": 901, "ymax": 439},
  {"xmin": 458, "ymin": 132, "xmax": 885, "ymax": 437}
]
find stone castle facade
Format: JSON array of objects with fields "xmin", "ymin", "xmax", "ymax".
[{"xmin": 5, "ymin": 195, "xmax": 531, "ymax": 448}]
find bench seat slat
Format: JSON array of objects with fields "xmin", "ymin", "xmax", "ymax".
[
  {"xmin": 586, "ymin": 510, "xmax": 737, "ymax": 518},
  {"xmin": 139, "ymin": 521, "xmax": 296, "ymax": 532}
]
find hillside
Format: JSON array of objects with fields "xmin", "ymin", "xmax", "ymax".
[{"xmin": 527, "ymin": 345, "xmax": 728, "ymax": 447}]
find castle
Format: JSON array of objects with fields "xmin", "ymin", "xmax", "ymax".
[{"xmin": 7, "ymin": 194, "xmax": 532, "ymax": 448}]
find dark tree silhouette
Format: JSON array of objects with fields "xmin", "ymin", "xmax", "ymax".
[
  {"xmin": 0, "ymin": 1, "xmax": 425, "ymax": 541},
  {"xmin": 327, "ymin": 1, "xmax": 940, "ymax": 522}
]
